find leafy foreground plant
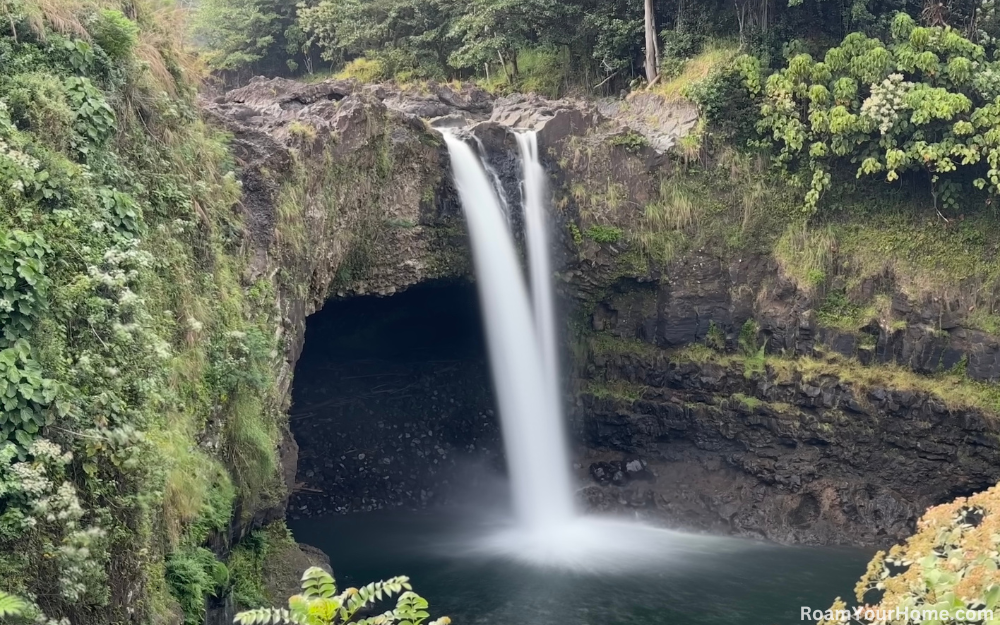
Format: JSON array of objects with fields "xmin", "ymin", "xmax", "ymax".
[
  {"xmin": 817, "ymin": 483, "xmax": 1000, "ymax": 624},
  {"xmin": 235, "ymin": 567, "xmax": 451, "ymax": 625},
  {"xmin": 0, "ymin": 591, "xmax": 28, "ymax": 618}
]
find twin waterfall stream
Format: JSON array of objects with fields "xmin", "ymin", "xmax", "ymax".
[
  {"xmin": 290, "ymin": 131, "xmax": 869, "ymax": 625},
  {"xmin": 442, "ymin": 129, "xmax": 696, "ymax": 568},
  {"xmin": 442, "ymin": 132, "xmax": 575, "ymax": 531}
]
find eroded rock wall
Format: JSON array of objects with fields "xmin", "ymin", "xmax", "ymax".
[{"xmin": 208, "ymin": 77, "xmax": 1000, "ymax": 554}]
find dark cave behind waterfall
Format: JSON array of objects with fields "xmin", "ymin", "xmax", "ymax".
[{"xmin": 287, "ymin": 280, "xmax": 504, "ymax": 519}]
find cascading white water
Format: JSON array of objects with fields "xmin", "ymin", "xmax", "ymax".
[
  {"xmin": 442, "ymin": 133, "xmax": 576, "ymax": 530},
  {"xmin": 472, "ymin": 135, "xmax": 511, "ymax": 226},
  {"xmin": 444, "ymin": 129, "xmax": 694, "ymax": 569},
  {"xmin": 516, "ymin": 131, "xmax": 560, "ymax": 398}
]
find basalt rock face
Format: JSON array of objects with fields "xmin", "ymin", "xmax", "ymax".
[
  {"xmin": 574, "ymin": 351, "xmax": 1000, "ymax": 545},
  {"xmin": 566, "ymin": 254, "xmax": 1000, "ymax": 546},
  {"xmin": 209, "ymin": 77, "xmax": 1000, "ymax": 555},
  {"xmin": 203, "ymin": 77, "xmax": 489, "ymax": 624}
]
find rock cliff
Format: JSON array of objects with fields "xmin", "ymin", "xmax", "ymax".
[{"xmin": 207, "ymin": 76, "xmax": 1000, "ymax": 552}]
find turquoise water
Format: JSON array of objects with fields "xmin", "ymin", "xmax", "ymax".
[{"xmin": 290, "ymin": 511, "xmax": 871, "ymax": 625}]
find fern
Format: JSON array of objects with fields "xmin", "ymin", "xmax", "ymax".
[
  {"xmin": 300, "ymin": 567, "xmax": 338, "ymax": 599},
  {"xmin": 0, "ymin": 591, "xmax": 28, "ymax": 619},
  {"xmin": 233, "ymin": 567, "xmax": 448, "ymax": 625},
  {"xmin": 233, "ymin": 607, "xmax": 306, "ymax": 624}
]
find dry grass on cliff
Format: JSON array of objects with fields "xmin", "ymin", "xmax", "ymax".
[
  {"xmin": 773, "ymin": 222, "xmax": 837, "ymax": 295},
  {"xmin": 653, "ymin": 41, "xmax": 739, "ymax": 101}
]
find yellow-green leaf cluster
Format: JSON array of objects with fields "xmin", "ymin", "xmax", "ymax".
[{"xmin": 756, "ymin": 12, "xmax": 1000, "ymax": 214}]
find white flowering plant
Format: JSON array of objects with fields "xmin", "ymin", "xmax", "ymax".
[{"xmin": 0, "ymin": 439, "xmax": 107, "ymax": 603}]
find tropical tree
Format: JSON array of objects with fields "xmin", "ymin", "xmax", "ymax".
[
  {"xmin": 750, "ymin": 12, "xmax": 1000, "ymax": 214},
  {"xmin": 447, "ymin": 0, "xmax": 571, "ymax": 79},
  {"xmin": 297, "ymin": 0, "xmax": 457, "ymax": 76},
  {"xmin": 191, "ymin": 0, "xmax": 313, "ymax": 78},
  {"xmin": 643, "ymin": 0, "xmax": 659, "ymax": 83}
]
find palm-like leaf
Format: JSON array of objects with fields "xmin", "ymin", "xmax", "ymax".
[{"xmin": 0, "ymin": 592, "xmax": 28, "ymax": 618}]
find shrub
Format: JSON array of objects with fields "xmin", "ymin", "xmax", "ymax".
[
  {"xmin": 738, "ymin": 319, "xmax": 766, "ymax": 377},
  {"xmin": 609, "ymin": 131, "xmax": 649, "ymax": 153},
  {"xmin": 88, "ymin": 9, "xmax": 139, "ymax": 61},
  {"xmin": 2, "ymin": 73, "xmax": 75, "ymax": 151},
  {"xmin": 753, "ymin": 14, "xmax": 1000, "ymax": 214},
  {"xmin": 706, "ymin": 320, "xmax": 726, "ymax": 350},
  {"xmin": 517, "ymin": 46, "xmax": 570, "ymax": 98},
  {"xmin": 661, "ymin": 29, "xmax": 704, "ymax": 61},
  {"xmin": 336, "ymin": 57, "xmax": 389, "ymax": 83},
  {"xmin": 685, "ymin": 54, "xmax": 762, "ymax": 146},
  {"xmin": 166, "ymin": 547, "xmax": 229, "ymax": 625},
  {"xmin": 586, "ymin": 225, "xmax": 623, "ymax": 244},
  {"xmin": 818, "ymin": 483, "xmax": 1000, "ymax": 625}
]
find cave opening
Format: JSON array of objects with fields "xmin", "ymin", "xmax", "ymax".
[{"xmin": 286, "ymin": 280, "xmax": 502, "ymax": 520}]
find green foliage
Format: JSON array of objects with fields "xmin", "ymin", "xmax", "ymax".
[
  {"xmin": 706, "ymin": 320, "xmax": 726, "ymax": 350},
  {"xmin": 63, "ymin": 76, "xmax": 116, "ymax": 156},
  {"xmin": 0, "ymin": 439, "xmax": 107, "ymax": 601},
  {"xmin": 192, "ymin": 0, "xmax": 311, "ymax": 77},
  {"xmin": 738, "ymin": 319, "xmax": 766, "ymax": 377},
  {"xmin": 513, "ymin": 46, "xmax": 570, "ymax": 97},
  {"xmin": 816, "ymin": 290, "xmax": 879, "ymax": 331},
  {"xmin": 729, "ymin": 392, "xmax": 761, "ymax": 410},
  {"xmin": 235, "ymin": 566, "xmax": 451, "ymax": 625},
  {"xmin": 0, "ymin": 4, "xmax": 284, "ymax": 622},
  {"xmin": 584, "ymin": 379, "xmax": 647, "ymax": 402},
  {"xmin": 586, "ymin": 224, "xmax": 623, "ymax": 244},
  {"xmin": 579, "ymin": 1, "xmax": 642, "ymax": 74},
  {"xmin": 229, "ymin": 523, "xmax": 287, "ymax": 608},
  {"xmin": 336, "ymin": 57, "xmax": 389, "ymax": 82},
  {"xmin": 754, "ymin": 15, "xmax": 1000, "ymax": 214},
  {"xmin": 298, "ymin": 0, "xmax": 455, "ymax": 75},
  {"xmin": 818, "ymin": 483, "xmax": 1000, "ymax": 625},
  {"xmin": 2, "ymin": 72, "xmax": 75, "ymax": 151},
  {"xmin": 685, "ymin": 54, "xmax": 762, "ymax": 145},
  {"xmin": 772, "ymin": 222, "xmax": 835, "ymax": 292},
  {"xmin": 447, "ymin": 0, "xmax": 570, "ymax": 74},
  {"xmin": 166, "ymin": 547, "xmax": 230, "ymax": 625},
  {"xmin": 0, "ymin": 591, "xmax": 28, "ymax": 618},
  {"xmin": 0, "ymin": 340, "xmax": 58, "ymax": 447},
  {"xmin": 88, "ymin": 9, "xmax": 139, "ymax": 62},
  {"xmin": 0, "ymin": 230, "xmax": 50, "ymax": 345},
  {"xmin": 568, "ymin": 222, "xmax": 583, "ymax": 247},
  {"xmin": 609, "ymin": 131, "xmax": 649, "ymax": 153}
]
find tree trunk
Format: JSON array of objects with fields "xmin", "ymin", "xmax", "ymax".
[
  {"xmin": 644, "ymin": 0, "xmax": 659, "ymax": 84},
  {"xmin": 497, "ymin": 49, "xmax": 511, "ymax": 83}
]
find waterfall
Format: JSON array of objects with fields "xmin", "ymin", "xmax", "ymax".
[
  {"xmin": 442, "ymin": 133, "xmax": 575, "ymax": 531},
  {"xmin": 444, "ymin": 129, "xmax": 699, "ymax": 569},
  {"xmin": 472, "ymin": 135, "xmax": 511, "ymax": 226},
  {"xmin": 516, "ymin": 131, "xmax": 560, "ymax": 396}
]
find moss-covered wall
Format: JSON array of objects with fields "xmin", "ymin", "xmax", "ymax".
[
  {"xmin": 0, "ymin": 6, "xmax": 288, "ymax": 623},
  {"xmin": 540, "ymin": 102, "xmax": 1000, "ymax": 544},
  {"xmin": 0, "ymin": 13, "xmax": 470, "ymax": 625}
]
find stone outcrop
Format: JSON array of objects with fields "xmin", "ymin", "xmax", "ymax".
[
  {"xmin": 206, "ymin": 76, "xmax": 1000, "ymax": 558},
  {"xmin": 575, "ymin": 349, "xmax": 1000, "ymax": 545},
  {"xmin": 583, "ymin": 252, "xmax": 1000, "ymax": 382}
]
